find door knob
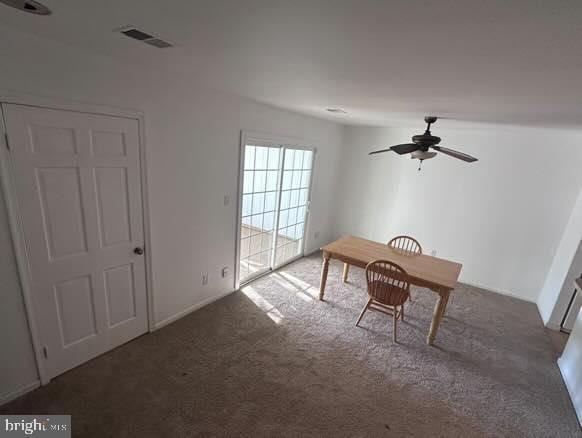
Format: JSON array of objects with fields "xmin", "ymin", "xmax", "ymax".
[{"xmin": 134, "ymin": 247, "xmax": 144, "ymax": 255}]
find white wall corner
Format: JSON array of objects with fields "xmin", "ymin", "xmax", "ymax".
[
  {"xmin": 557, "ymin": 307, "xmax": 582, "ymax": 427},
  {"xmin": 544, "ymin": 321, "xmax": 561, "ymax": 331},
  {"xmin": 537, "ymin": 188, "xmax": 582, "ymax": 326}
]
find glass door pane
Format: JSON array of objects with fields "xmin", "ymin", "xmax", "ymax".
[
  {"xmin": 239, "ymin": 145, "xmax": 281, "ymax": 283},
  {"xmin": 274, "ymin": 148, "xmax": 313, "ymax": 267}
]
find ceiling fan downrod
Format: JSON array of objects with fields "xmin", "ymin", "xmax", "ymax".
[{"xmin": 424, "ymin": 116, "xmax": 437, "ymax": 134}]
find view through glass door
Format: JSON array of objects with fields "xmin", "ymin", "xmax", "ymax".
[
  {"xmin": 238, "ymin": 141, "xmax": 313, "ymax": 285},
  {"xmin": 274, "ymin": 148, "xmax": 312, "ymax": 267}
]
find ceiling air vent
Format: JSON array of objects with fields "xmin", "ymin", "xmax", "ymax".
[
  {"xmin": 0, "ymin": 0, "xmax": 52, "ymax": 15},
  {"xmin": 118, "ymin": 26, "xmax": 173, "ymax": 48},
  {"xmin": 143, "ymin": 38, "xmax": 173, "ymax": 49}
]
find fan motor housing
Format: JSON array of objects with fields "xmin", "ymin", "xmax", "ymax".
[{"xmin": 412, "ymin": 134, "xmax": 441, "ymax": 149}]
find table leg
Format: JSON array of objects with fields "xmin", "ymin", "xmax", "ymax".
[
  {"xmin": 438, "ymin": 291, "xmax": 450, "ymax": 320},
  {"xmin": 342, "ymin": 263, "xmax": 350, "ymax": 283},
  {"xmin": 427, "ymin": 288, "xmax": 451, "ymax": 345},
  {"xmin": 319, "ymin": 254, "xmax": 331, "ymax": 301}
]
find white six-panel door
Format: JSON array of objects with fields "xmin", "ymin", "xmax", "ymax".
[{"xmin": 3, "ymin": 104, "xmax": 148, "ymax": 380}]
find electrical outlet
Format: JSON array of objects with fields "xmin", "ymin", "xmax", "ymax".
[
  {"xmin": 224, "ymin": 195, "xmax": 230, "ymax": 206},
  {"xmin": 431, "ymin": 250, "xmax": 437, "ymax": 257},
  {"xmin": 221, "ymin": 266, "xmax": 229, "ymax": 278},
  {"xmin": 202, "ymin": 273, "xmax": 208, "ymax": 285},
  {"xmin": 314, "ymin": 231, "xmax": 320, "ymax": 240}
]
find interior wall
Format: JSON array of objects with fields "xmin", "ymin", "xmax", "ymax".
[
  {"xmin": 0, "ymin": 26, "xmax": 343, "ymax": 397},
  {"xmin": 538, "ymin": 189, "xmax": 582, "ymax": 326},
  {"xmin": 141, "ymin": 88, "xmax": 343, "ymax": 326},
  {"xmin": 335, "ymin": 125, "xmax": 582, "ymax": 303},
  {"xmin": 558, "ymin": 303, "xmax": 582, "ymax": 425},
  {"xmin": 0, "ymin": 186, "xmax": 39, "ymax": 402}
]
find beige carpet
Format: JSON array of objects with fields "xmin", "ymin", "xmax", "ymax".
[{"xmin": 2, "ymin": 253, "xmax": 580, "ymax": 437}]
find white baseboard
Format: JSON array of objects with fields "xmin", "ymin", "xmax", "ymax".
[
  {"xmin": 557, "ymin": 357, "xmax": 582, "ymax": 427},
  {"xmin": 0, "ymin": 380, "xmax": 40, "ymax": 406},
  {"xmin": 303, "ymin": 246, "xmax": 324, "ymax": 257},
  {"xmin": 460, "ymin": 281, "xmax": 536, "ymax": 303},
  {"xmin": 153, "ymin": 289, "xmax": 236, "ymax": 331}
]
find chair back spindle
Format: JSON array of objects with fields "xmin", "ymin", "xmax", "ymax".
[
  {"xmin": 387, "ymin": 235, "xmax": 422, "ymax": 255},
  {"xmin": 365, "ymin": 260, "xmax": 410, "ymax": 306}
]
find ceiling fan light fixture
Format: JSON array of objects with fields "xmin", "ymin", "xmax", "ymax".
[{"xmin": 411, "ymin": 150, "xmax": 437, "ymax": 160}]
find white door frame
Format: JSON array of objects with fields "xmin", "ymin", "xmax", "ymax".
[
  {"xmin": 234, "ymin": 130, "xmax": 317, "ymax": 290},
  {"xmin": 0, "ymin": 94, "xmax": 155, "ymax": 385}
]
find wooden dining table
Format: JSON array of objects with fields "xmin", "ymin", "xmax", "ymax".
[{"xmin": 319, "ymin": 235, "xmax": 463, "ymax": 345}]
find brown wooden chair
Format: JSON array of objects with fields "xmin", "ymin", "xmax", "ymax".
[
  {"xmin": 387, "ymin": 235, "xmax": 421, "ymax": 301},
  {"xmin": 342, "ymin": 235, "xmax": 422, "ymax": 284},
  {"xmin": 355, "ymin": 260, "xmax": 410, "ymax": 342},
  {"xmin": 387, "ymin": 235, "xmax": 422, "ymax": 254}
]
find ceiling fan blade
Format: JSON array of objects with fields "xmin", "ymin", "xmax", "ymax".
[
  {"xmin": 432, "ymin": 146, "xmax": 478, "ymax": 163},
  {"xmin": 368, "ymin": 147, "xmax": 393, "ymax": 156},
  {"xmin": 369, "ymin": 143, "xmax": 420, "ymax": 156},
  {"xmin": 390, "ymin": 143, "xmax": 420, "ymax": 155}
]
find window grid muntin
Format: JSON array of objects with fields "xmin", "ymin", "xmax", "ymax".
[
  {"xmin": 272, "ymin": 148, "xmax": 312, "ymax": 267},
  {"xmin": 239, "ymin": 145, "xmax": 282, "ymax": 282}
]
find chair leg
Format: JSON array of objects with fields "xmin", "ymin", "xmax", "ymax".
[
  {"xmin": 355, "ymin": 298, "xmax": 372, "ymax": 326},
  {"xmin": 400, "ymin": 305, "xmax": 404, "ymax": 321},
  {"xmin": 393, "ymin": 309, "xmax": 397, "ymax": 343}
]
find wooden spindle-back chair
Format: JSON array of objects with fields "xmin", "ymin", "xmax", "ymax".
[
  {"xmin": 342, "ymin": 236, "xmax": 422, "ymax": 287},
  {"xmin": 387, "ymin": 235, "xmax": 422, "ymax": 254},
  {"xmin": 387, "ymin": 235, "xmax": 422, "ymax": 301},
  {"xmin": 355, "ymin": 260, "xmax": 410, "ymax": 342}
]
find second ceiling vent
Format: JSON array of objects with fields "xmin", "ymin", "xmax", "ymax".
[{"xmin": 119, "ymin": 27, "xmax": 173, "ymax": 49}]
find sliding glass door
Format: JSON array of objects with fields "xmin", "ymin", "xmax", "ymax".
[
  {"xmin": 239, "ymin": 145, "xmax": 281, "ymax": 282},
  {"xmin": 237, "ymin": 139, "xmax": 314, "ymax": 285},
  {"xmin": 274, "ymin": 148, "xmax": 312, "ymax": 267}
]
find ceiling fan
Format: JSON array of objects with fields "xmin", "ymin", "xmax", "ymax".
[{"xmin": 369, "ymin": 116, "xmax": 478, "ymax": 170}]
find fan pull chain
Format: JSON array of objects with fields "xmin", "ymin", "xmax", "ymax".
[{"xmin": 418, "ymin": 159, "xmax": 423, "ymax": 172}]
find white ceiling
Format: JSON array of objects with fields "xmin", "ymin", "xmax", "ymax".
[{"xmin": 2, "ymin": 0, "xmax": 582, "ymax": 128}]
